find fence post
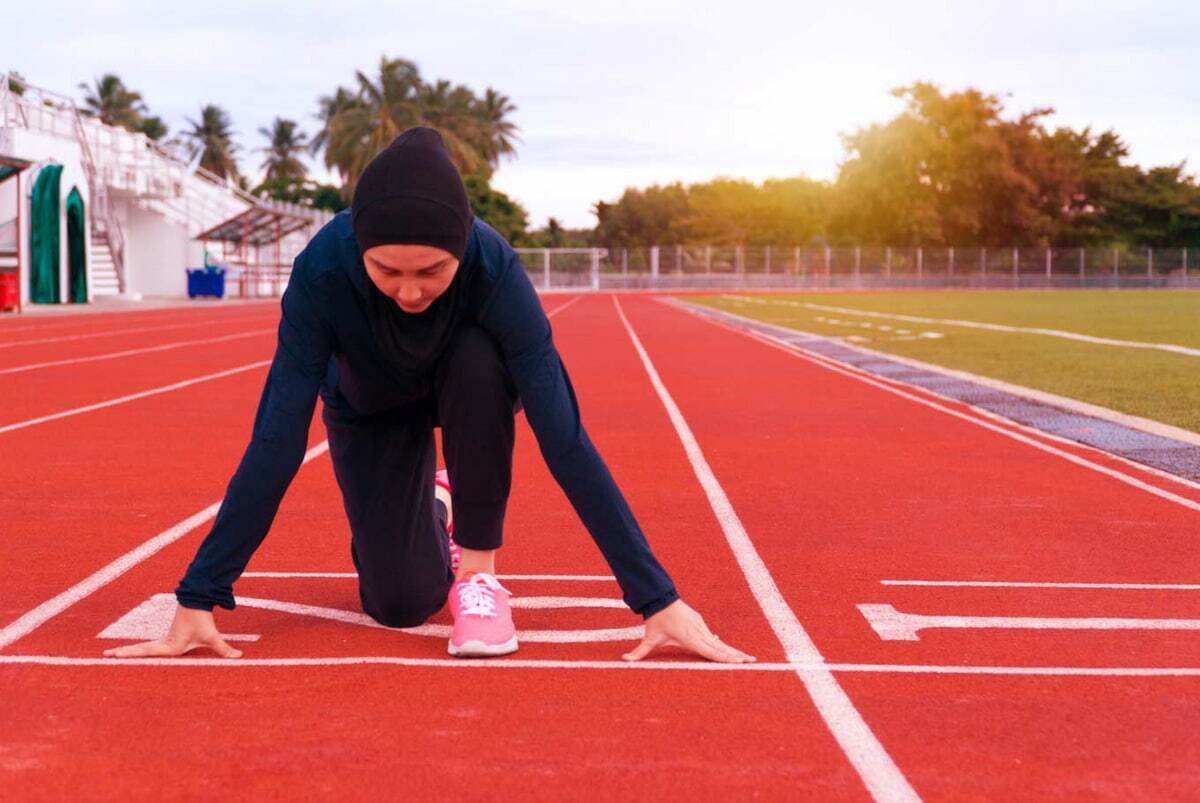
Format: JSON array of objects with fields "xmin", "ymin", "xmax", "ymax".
[
  {"xmin": 650, "ymin": 245, "xmax": 660, "ymax": 282},
  {"xmin": 854, "ymin": 246, "xmax": 861, "ymax": 287},
  {"xmin": 1012, "ymin": 247, "xmax": 1019, "ymax": 287},
  {"xmin": 1147, "ymin": 247, "xmax": 1153, "ymax": 282},
  {"xmin": 948, "ymin": 246, "xmax": 955, "ymax": 276},
  {"xmin": 542, "ymin": 249, "xmax": 551, "ymax": 290},
  {"xmin": 1079, "ymin": 247, "xmax": 1085, "ymax": 283},
  {"xmin": 793, "ymin": 246, "xmax": 800, "ymax": 276},
  {"xmin": 1045, "ymin": 247, "xmax": 1052, "ymax": 280},
  {"xmin": 916, "ymin": 246, "xmax": 923, "ymax": 284},
  {"xmin": 764, "ymin": 245, "xmax": 771, "ymax": 276},
  {"xmin": 824, "ymin": 245, "xmax": 831, "ymax": 286},
  {"xmin": 885, "ymin": 246, "xmax": 891, "ymax": 278},
  {"xmin": 590, "ymin": 248, "xmax": 600, "ymax": 291}
]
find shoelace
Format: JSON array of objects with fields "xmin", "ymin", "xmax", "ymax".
[{"xmin": 455, "ymin": 573, "xmax": 511, "ymax": 618}]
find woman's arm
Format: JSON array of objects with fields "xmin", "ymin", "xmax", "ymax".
[
  {"xmin": 173, "ymin": 256, "xmax": 333, "ymax": 612},
  {"xmin": 478, "ymin": 250, "xmax": 679, "ymax": 618}
]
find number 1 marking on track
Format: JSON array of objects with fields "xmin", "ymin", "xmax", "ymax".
[{"xmin": 859, "ymin": 603, "xmax": 1200, "ymax": 641}]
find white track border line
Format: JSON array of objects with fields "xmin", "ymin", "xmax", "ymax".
[
  {"xmin": 0, "ymin": 313, "xmax": 279, "ymax": 349},
  {"xmin": 677, "ymin": 300, "xmax": 1200, "ymax": 495},
  {"xmin": 0, "ymin": 442, "xmax": 330, "ymax": 650},
  {"xmin": 730, "ymin": 296, "xmax": 1200, "ymax": 358},
  {"xmin": 0, "ymin": 301, "xmax": 276, "ymax": 334},
  {"xmin": 0, "ymin": 292, "xmax": 583, "ymax": 650},
  {"xmin": 612, "ymin": 296, "xmax": 919, "ymax": 803},
  {"xmin": 0, "ymin": 329, "xmax": 275, "ymax": 376},
  {"xmin": 689, "ymin": 298, "xmax": 1200, "ymax": 457},
  {"xmin": 0, "ymin": 360, "xmax": 272, "ymax": 436},
  {"xmin": 5, "ymin": 654, "xmax": 1200, "ymax": 677},
  {"xmin": 882, "ymin": 580, "xmax": 1200, "ymax": 590},
  {"xmin": 667, "ymin": 300, "xmax": 1200, "ymax": 513}
]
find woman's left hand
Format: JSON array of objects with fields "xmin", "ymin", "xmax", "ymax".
[{"xmin": 622, "ymin": 599, "xmax": 756, "ymax": 664}]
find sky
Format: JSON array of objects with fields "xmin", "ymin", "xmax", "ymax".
[{"xmin": 8, "ymin": 0, "xmax": 1200, "ymax": 228}]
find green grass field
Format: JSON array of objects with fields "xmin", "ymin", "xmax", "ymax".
[{"xmin": 689, "ymin": 290, "xmax": 1200, "ymax": 434}]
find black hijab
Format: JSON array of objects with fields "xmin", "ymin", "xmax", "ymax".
[{"xmin": 350, "ymin": 127, "xmax": 476, "ymax": 388}]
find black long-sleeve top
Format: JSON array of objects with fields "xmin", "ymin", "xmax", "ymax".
[{"xmin": 174, "ymin": 212, "xmax": 679, "ymax": 618}]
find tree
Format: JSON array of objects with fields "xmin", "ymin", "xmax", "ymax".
[
  {"xmin": 77, "ymin": 74, "xmax": 168, "ymax": 140},
  {"xmin": 79, "ymin": 74, "xmax": 144, "ymax": 129},
  {"xmin": 6, "ymin": 70, "xmax": 27, "ymax": 96},
  {"xmin": 464, "ymin": 173, "xmax": 529, "ymax": 244},
  {"xmin": 257, "ymin": 117, "xmax": 309, "ymax": 181},
  {"xmin": 316, "ymin": 56, "xmax": 520, "ymax": 196},
  {"xmin": 183, "ymin": 104, "xmax": 240, "ymax": 180},
  {"xmin": 253, "ymin": 176, "xmax": 347, "ymax": 213}
]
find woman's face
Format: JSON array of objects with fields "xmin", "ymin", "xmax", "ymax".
[{"xmin": 363, "ymin": 244, "xmax": 460, "ymax": 314}]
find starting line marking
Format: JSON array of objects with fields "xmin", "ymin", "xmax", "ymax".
[
  {"xmin": 859, "ymin": 603, "xmax": 1200, "ymax": 641},
  {"xmin": 241, "ymin": 572, "xmax": 616, "ymax": 581},
  {"xmin": 98, "ymin": 593, "xmax": 641, "ymax": 645},
  {"xmin": 882, "ymin": 580, "xmax": 1200, "ymax": 591},
  {"xmin": 8, "ymin": 654, "xmax": 1200, "ymax": 677}
]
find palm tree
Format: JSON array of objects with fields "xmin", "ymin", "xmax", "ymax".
[
  {"xmin": 475, "ymin": 88, "xmax": 520, "ymax": 169},
  {"xmin": 311, "ymin": 86, "xmax": 356, "ymax": 161},
  {"xmin": 78, "ymin": 74, "xmax": 145, "ymax": 129},
  {"xmin": 183, "ymin": 104, "xmax": 240, "ymax": 180},
  {"xmin": 257, "ymin": 117, "xmax": 309, "ymax": 181},
  {"xmin": 318, "ymin": 56, "xmax": 521, "ymax": 195}
]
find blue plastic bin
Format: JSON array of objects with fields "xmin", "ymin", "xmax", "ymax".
[{"xmin": 187, "ymin": 268, "xmax": 226, "ymax": 299}]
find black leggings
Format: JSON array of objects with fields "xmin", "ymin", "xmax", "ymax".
[{"xmin": 323, "ymin": 324, "xmax": 519, "ymax": 628}]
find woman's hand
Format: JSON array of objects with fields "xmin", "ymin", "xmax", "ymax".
[
  {"xmin": 622, "ymin": 599, "xmax": 755, "ymax": 664},
  {"xmin": 101, "ymin": 604, "xmax": 244, "ymax": 659}
]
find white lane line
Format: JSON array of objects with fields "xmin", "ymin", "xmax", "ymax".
[
  {"xmin": 0, "ymin": 314, "xmax": 278, "ymax": 349},
  {"xmin": 0, "ymin": 442, "xmax": 330, "ymax": 651},
  {"xmin": 673, "ymin": 300, "xmax": 1200, "ymax": 488},
  {"xmin": 612, "ymin": 296, "xmax": 919, "ymax": 803},
  {"xmin": 0, "ymin": 329, "xmax": 275, "ymax": 376},
  {"xmin": 545, "ymin": 295, "xmax": 583, "ymax": 317},
  {"xmin": 671, "ymin": 302, "xmax": 1200, "ymax": 515},
  {"xmin": 240, "ymin": 571, "xmax": 616, "ymax": 581},
  {"xmin": 882, "ymin": 580, "xmax": 1200, "ymax": 591},
  {"xmin": 0, "ymin": 360, "xmax": 271, "ymax": 436},
  {"xmin": 859, "ymin": 603, "xmax": 1200, "ymax": 641},
  {"xmin": 2, "ymin": 299, "xmax": 575, "ymax": 648},
  {"xmin": 729, "ymin": 295, "xmax": 1200, "ymax": 358},
  {"xmin": 11, "ymin": 654, "xmax": 1200, "ymax": 677}
]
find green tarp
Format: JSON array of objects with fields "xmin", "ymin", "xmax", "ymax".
[
  {"xmin": 66, "ymin": 186, "xmax": 87, "ymax": 303},
  {"xmin": 30, "ymin": 164, "xmax": 62, "ymax": 304}
]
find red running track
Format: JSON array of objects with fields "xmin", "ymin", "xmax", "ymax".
[{"xmin": 1, "ymin": 294, "xmax": 1197, "ymax": 799}]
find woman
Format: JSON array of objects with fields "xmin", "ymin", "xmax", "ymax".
[{"xmin": 103, "ymin": 128, "xmax": 753, "ymax": 663}]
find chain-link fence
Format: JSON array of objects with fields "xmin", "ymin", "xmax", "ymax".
[{"xmin": 515, "ymin": 246, "xmax": 1196, "ymax": 291}]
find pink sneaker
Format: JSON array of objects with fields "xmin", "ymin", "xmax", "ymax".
[
  {"xmin": 447, "ymin": 572, "xmax": 518, "ymax": 657},
  {"xmin": 434, "ymin": 469, "xmax": 461, "ymax": 573}
]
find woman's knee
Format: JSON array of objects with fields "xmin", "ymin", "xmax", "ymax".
[{"xmin": 363, "ymin": 588, "xmax": 449, "ymax": 629}]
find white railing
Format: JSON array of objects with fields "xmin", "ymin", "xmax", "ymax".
[
  {"xmin": 0, "ymin": 75, "xmax": 326, "ymax": 260},
  {"xmin": 516, "ymin": 246, "xmax": 1194, "ymax": 291}
]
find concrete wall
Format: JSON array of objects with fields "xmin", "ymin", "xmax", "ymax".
[{"xmin": 125, "ymin": 203, "xmax": 191, "ymax": 297}]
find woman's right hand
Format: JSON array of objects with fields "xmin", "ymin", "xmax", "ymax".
[{"xmin": 101, "ymin": 603, "xmax": 244, "ymax": 658}]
